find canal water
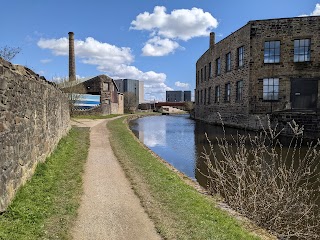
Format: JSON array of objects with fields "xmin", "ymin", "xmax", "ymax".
[
  {"xmin": 129, "ymin": 114, "xmax": 319, "ymax": 237},
  {"xmin": 129, "ymin": 114, "xmax": 319, "ymax": 192},
  {"xmin": 129, "ymin": 114, "xmax": 249, "ymax": 187}
]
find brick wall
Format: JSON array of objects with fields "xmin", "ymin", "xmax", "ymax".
[{"xmin": 0, "ymin": 58, "xmax": 70, "ymax": 212}]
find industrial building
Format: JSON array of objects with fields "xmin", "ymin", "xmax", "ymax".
[
  {"xmin": 114, "ymin": 79, "xmax": 144, "ymax": 104},
  {"xmin": 166, "ymin": 91, "xmax": 191, "ymax": 102},
  {"xmin": 195, "ymin": 16, "xmax": 320, "ymax": 133}
]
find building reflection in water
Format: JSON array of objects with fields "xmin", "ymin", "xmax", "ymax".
[{"xmin": 130, "ymin": 115, "xmax": 196, "ymax": 179}]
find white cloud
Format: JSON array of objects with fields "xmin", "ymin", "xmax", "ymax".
[
  {"xmin": 175, "ymin": 81, "xmax": 189, "ymax": 89},
  {"xmin": 142, "ymin": 37, "xmax": 180, "ymax": 56},
  {"xmin": 40, "ymin": 59, "xmax": 52, "ymax": 64},
  {"xmin": 311, "ymin": 3, "xmax": 320, "ymax": 15},
  {"xmin": 131, "ymin": 6, "xmax": 218, "ymax": 41},
  {"xmin": 299, "ymin": 3, "xmax": 320, "ymax": 16},
  {"xmin": 131, "ymin": 6, "xmax": 218, "ymax": 56},
  {"xmin": 37, "ymin": 37, "xmax": 171, "ymax": 100}
]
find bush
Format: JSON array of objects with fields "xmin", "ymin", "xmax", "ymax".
[{"xmin": 200, "ymin": 114, "xmax": 320, "ymax": 239}]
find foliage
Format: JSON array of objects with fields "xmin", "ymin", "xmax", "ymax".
[
  {"xmin": 0, "ymin": 127, "xmax": 90, "ymax": 240},
  {"xmin": 124, "ymin": 92, "xmax": 138, "ymax": 113},
  {"xmin": 200, "ymin": 114, "xmax": 320, "ymax": 239},
  {"xmin": 107, "ymin": 117, "xmax": 260, "ymax": 240},
  {"xmin": 0, "ymin": 46, "xmax": 21, "ymax": 61},
  {"xmin": 184, "ymin": 101, "xmax": 194, "ymax": 112}
]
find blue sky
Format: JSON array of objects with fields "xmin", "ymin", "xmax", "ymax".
[{"xmin": 1, "ymin": 0, "xmax": 319, "ymax": 101}]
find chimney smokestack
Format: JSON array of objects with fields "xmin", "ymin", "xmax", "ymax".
[
  {"xmin": 68, "ymin": 32, "xmax": 76, "ymax": 81},
  {"xmin": 209, "ymin": 32, "xmax": 215, "ymax": 49}
]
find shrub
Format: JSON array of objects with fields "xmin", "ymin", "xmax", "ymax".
[{"xmin": 200, "ymin": 114, "xmax": 320, "ymax": 239}]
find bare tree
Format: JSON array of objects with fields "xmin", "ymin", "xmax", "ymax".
[
  {"xmin": 124, "ymin": 92, "xmax": 138, "ymax": 113},
  {"xmin": 56, "ymin": 78, "xmax": 87, "ymax": 116},
  {"xmin": 0, "ymin": 46, "xmax": 21, "ymax": 61},
  {"xmin": 199, "ymin": 115, "xmax": 320, "ymax": 239}
]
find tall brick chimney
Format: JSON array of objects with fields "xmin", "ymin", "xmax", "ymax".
[
  {"xmin": 68, "ymin": 32, "xmax": 76, "ymax": 81},
  {"xmin": 209, "ymin": 32, "xmax": 215, "ymax": 49}
]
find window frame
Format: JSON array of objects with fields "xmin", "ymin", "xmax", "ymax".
[
  {"xmin": 264, "ymin": 40, "xmax": 280, "ymax": 63},
  {"xmin": 236, "ymin": 80, "xmax": 243, "ymax": 101},
  {"xmin": 215, "ymin": 85, "xmax": 220, "ymax": 103},
  {"xmin": 294, "ymin": 39, "xmax": 311, "ymax": 62},
  {"xmin": 216, "ymin": 57, "xmax": 221, "ymax": 76},
  {"xmin": 208, "ymin": 62, "xmax": 212, "ymax": 78},
  {"xmin": 237, "ymin": 46, "xmax": 244, "ymax": 68},
  {"xmin": 226, "ymin": 52, "xmax": 231, "ymax": 72},
  {"xmin": 263, "ymin": 78, "xmax": 279, "ymax": 101},
  {"xmin": 224, "ymin": 82, "xmax": 231, "ymax": 102}
]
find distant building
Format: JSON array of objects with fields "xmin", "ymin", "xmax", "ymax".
[
  {"xmin": 166, "ymin": 90, "xmax": 191, "ymax": 102},
  {"xmin": 61, "ymin": 75, "xmax": 124, "ymax": 115},
  {"xmin": 184, "ymin": 91, "xmax": 191, "ymax": 102},
  {"xmin": 114, "ymin": 79, "xmax": 144, "ymax": 104}
]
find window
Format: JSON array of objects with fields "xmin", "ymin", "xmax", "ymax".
[
  {"xmin": 201, "ymin": 90, "xmax": 203, "ymax": 104},
  {"xmin": 197, "ymin": 90, "xmax": 199, "ymax": 104},
  {"xmin": 204, "ymin": 88, "xmax": 207, "ymax": 105},
  {"xmin": 216, "ymin": 58, "xmax": 221, "ymax": 76},
  {"xmin": 236, "ymin": 80, "xmax": 243, "ymax": 101},
  {"xmin": 294, "ymin": 39, "xmax": 310, "ymax": 62},
  {"xmin": 103, "ymin": 82, "xmax": 109, "ymax": 91},
  {"xmin": 263, "ymin": 78, "xmax": 279, "ymax": 100},
  {"xmin": 226, "ymin": 52, "xmax": 231, "ymax": 71},
  {"xmin": 204, "ymin": 65, "xmax": 207, "ymax": 81},
  {"xmin": 225, "ymin": 83, "xmax": 231, "ymax": 102},
  {"xmin": 208, "ymin": 87, "xmax": 211, "ymax": 104},
  {"xmin": 237, "ymin": 46, "xmax": 244, "ymax": 67},
  {"xmin": 209, "ymin": 62, "xmax": 212, "ymax": 78},
  {"xmin": 264, "ymin": 41, "xmax": 280, "ymax": 63},
  {"xmin": 197, "ymin": 71, "xmax": 199, "ymax": 85},
  {"xmin": 201, "ymin": 68, "xmax": 203, "ymax": 82},
  {"xmin": 215, "ymin": 86, "xmax": 220, "ymax": 103}
]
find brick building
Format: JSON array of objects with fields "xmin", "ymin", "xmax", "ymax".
[{"xmin": 195, "ymin": 16, "xmax": 320, "ymax": 130}]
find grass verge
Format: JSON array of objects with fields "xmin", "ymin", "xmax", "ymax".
[
  {"xmin": 108, "ymin": 117, "xmax": 260, "ymax": 240},
  {"xmin": 0, "ymin": 127, "xmax": 90, "ymax": 240}
]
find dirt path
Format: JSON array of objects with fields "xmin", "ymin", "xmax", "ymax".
[{"xmin": 71, "ymin": 118, "xmax": 161, "ymax": 240}]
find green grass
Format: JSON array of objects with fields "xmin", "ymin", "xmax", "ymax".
[
  {"xmin": 108, "ymin": 117, "xmax": 260, "ymax": 240},
  {"xmin": 0, "ymin": 127, "xmax": 90, "ymax": 240},
  {"xmin": 73, "ymin": 114, "xmax": 121, "ymax": 119}
]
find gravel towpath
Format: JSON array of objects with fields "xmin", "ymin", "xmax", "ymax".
[{"xmin": 71, "ymin": 118, "xmax": 161, "ymax": 240}]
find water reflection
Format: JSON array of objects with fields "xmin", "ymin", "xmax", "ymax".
[
  {"xmin": 130, "ymin": 115, "xmax": 196, "ymax": 178},
  {"xmin": 129, "ymin": 114, "xmax": 249, "ymax": 185},
  {"xmin": 130, "ymin": 114, "xmax": 319, "ymax": 189}
]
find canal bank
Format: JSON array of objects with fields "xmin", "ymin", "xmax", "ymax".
[
  {"xmin": 128, "ymin": 114, "xmax": 320, "ymax": 239},
  {"xmin": 109, "ymin": 115, "xmax": 276, "ymax": 240}
]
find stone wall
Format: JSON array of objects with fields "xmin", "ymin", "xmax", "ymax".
[
  {"xmin": 195, "ymin": 24, "xmax": 252, "ymax": 126},
  {"xmin": 195, "ymin": 16, "xmax": 320, "ymax": 131},
  {"xmin": 249, "ymin": 16, "xmax": 320, "ymax": 113},
  {"xmin": 0, "ymin": 58, "xmax": 70, "ymax": 212}
]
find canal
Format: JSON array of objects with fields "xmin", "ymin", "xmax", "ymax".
[
  {"xmin": 129, "ymin": 114, "xmax": 320, "ymax": 238},
  {"xmin": 129, "ymin": 114, "xmax": 249, "ymax": 188}
]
